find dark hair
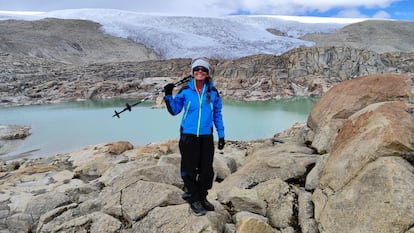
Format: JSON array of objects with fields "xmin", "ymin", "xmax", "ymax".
[{"xmin": 205, "ymin": 76, "xmax": 211, "ymax": 102}]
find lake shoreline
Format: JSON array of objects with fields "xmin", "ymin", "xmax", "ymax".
[{"xmin": 0, "ymin": 98, "xmax": 316, "ymax": 162}]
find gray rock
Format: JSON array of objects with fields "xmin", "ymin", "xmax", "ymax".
[
  {"xmin": 218, "ymin": 187, "xmax": 267, "ymax": 216},
  {"xmin": 0, "ymin": 125, "xmax": 31, "ymax": 140},
  {"xmin": 314, "ymin": 157, "xmax": 414, "ymax": 233},
  {"xmin": 132, "ymin": 204, "xmax": 230, "ymax": 233},
  {"xmin": 233, "ymin": 211, "xmax": 280, "ymax": 233},
  {"xmin": 305, "ymin": 153, "xmax": 329, "ymax": 191},
  {"xmin": 213, "ymin": 142, "xmax": 317, "ymax": 198},
  {"xmin": 255, "ymin": 179, "xmax": 296, "ymax": 229},
  {"xmin": 0, "ymin": 124, "xmax": 31, "ymax": 157},
  {"xmin": 297, "ymin": 189, "xmax": 318, "ymax": 233},
  {"xmin": 101, "ymin": 180, "xmax": 185, "ymax": 222}
]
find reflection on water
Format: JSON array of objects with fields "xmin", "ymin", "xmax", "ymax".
[{"xmin": 0, "ymin": 98, "xmax": 317, "ymax": 159}]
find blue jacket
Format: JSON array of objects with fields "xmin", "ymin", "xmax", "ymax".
[{"xmin": 164, "ymin": 77, "xmax": 225, "ymax": 139}]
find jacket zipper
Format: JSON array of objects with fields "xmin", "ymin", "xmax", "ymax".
[
  {"xmin": 196, "ymin": 80, "xmax": 205, "ymax": 137},
  {"xmin": 183, "ymin": 101, "xmax": 191, "ymax": 121}
]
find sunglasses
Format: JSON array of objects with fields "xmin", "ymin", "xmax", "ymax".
[{"xmin": 193, "ymin": 67, "xmax": 209, "ymax": 73}]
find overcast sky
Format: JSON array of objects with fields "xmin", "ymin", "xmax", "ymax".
[{"xmin": 1, "ymin": 0, "xmax": 413, "ymax": 21}]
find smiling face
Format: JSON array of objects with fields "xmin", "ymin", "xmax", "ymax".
[{"xmin": 192, "ymin": 66, "xmax": 209, "ymax": 81}]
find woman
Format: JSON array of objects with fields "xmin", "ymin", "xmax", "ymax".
[{"xmin": 163, "ymin": 57, "xmax": 225, "ymax": 216}]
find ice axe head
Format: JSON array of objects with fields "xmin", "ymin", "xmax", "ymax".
[
  {"xmin": 113, "ymin": 110, "xmax": 120, "ymax": 118},
  {"xmin": 112, "ymin": 103, "xmax": 133, "ymax": 118}
]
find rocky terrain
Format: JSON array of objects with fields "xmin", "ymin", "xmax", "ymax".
[
  {"xmin": 0, "ymin": 17, "xmax": 414, "ymax": 233},
  {"xmin": 0, "ymin": 73, "xmax": 413, "ymax": 233},
  {"xmin": 1, "ymin": 46, "xmax": 413, "ymax": 106}
]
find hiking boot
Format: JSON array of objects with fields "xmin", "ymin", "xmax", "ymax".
[
  {"xmin": 201, "ymin": 198, "xmax": 215, "ymax": 211},
  {"xmin": 190, "ymin": 201, "xmax": 206, "ymax": 216}
]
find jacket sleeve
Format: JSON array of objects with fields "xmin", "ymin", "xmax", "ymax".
[
  {"xmin": 212, "ymin": 89, "xmax": 225, "ymax": 138},
  {"xmin": 163, "ymin": 90, "xmax": 185, "ymax": 116}
]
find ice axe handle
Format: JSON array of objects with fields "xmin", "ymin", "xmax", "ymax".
[{"xmin": 112, "ymin": 75, "xmax": 192, "ymax": 118}]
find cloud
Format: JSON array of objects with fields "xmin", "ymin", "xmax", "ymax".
[
  {"xmin": 336, "ymin": 8, "xmax": 369, "ymax": 18},
  {"xmin": 334, "ymin": 8, "xmax": 390, "ymax": 19},
  {"xmin": 223, "ymin": 0, "xmax": 398, "ymax": 15},
  {"xmin": 0, "ymin": 0, "xmax": 402, "ymax": 18},
  {"xmin": 372, "ymin": 10, "xmax": 391, "ymax": 19},
  {"xmin": 293, "ymin": 0, "xmax": 396, "ymax": 9},
  {"xmin": 331, "ymin": 5, "xmax": 391, "ymax": 19}
]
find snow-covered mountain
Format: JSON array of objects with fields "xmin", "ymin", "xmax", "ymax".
[{"xmin": 0, "ymin": 9, "xmax": 366, "ymax": 59}]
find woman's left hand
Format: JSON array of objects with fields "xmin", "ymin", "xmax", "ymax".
[{"xmin": 218, "ymin": 138, "xmax": 225, "ymax": 150}]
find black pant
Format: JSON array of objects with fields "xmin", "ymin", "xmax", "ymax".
[{"xmin": 179, "ymin": 134, "xmax": 215, "ymax": 203}]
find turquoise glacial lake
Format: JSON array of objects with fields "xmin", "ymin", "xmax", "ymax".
[{"xmin": 0, "ymin": 98, "xmax": 316, "ymax": 159}]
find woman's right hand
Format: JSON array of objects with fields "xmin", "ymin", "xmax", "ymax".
[{"xmin": 163, "ymin": 83, "xmax": 175, "ymax": 95}]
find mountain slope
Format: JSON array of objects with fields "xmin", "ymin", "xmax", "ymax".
[
  {"xmin": 300, "ymin": 20, "xmax": 414, "ymax": 53},
  {"xmin": 0, "ymin": 18, "xmax": 159, "ymax": 64}
]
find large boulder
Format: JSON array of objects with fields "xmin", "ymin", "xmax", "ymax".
[
  {"xmin": 0, "ymin": 124, "xmax": 31, "ymax": 140},
  {"xmin": 101, "ymin": 180, "xmax": 185, "ymax": 223},
  {"xmin": 307, "ymin": 73, "xmax": 411, "ymax": 153},
  {"xmin": 255, "ymin": 178, "xmax": 297, "ymax": 229},
  {"xmin": 131, "ymin": 203, "xmax": 230, "ymax": 232},
  {"xmin": 212, "ymin": 141, "xmax": 316, "ymax": 199},
  {"xmin": 320, "ymin": 101, "xmax": 414, "ymax": 191},
  {"xmin": 310, "ymin": 73, "xmax": 414, "ymax": 233},
  {"xmin": 314, "ymin": 157, "xmax": 414, "ymax": 233},
  {"xmin": 233, "ymin": 211, "xmax": 280, "ymax": 233},
  {"xmin": 0, "ymin": 124, "xmax": 31, "ymax": 157}
]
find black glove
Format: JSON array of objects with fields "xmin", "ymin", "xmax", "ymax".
[
  {"xmin": 164, "ymin": 83, "xmax": 175, "ymax": 96},
  {"xmin": 218, "ymin": 138, "xmax": 225, "ymax": 150}
]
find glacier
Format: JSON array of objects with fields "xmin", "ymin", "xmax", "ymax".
[{"xmin": 0, "ymin": 8, "xmax": 366, "ymax": 59}]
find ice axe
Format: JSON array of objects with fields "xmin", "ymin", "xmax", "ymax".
[{"xmin": 112, "ymin": 75, "xmax": 192, "ymax": 118}]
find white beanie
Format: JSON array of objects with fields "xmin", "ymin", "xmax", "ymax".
[{"xmin": 191, "ymin": 58, "xmax": 210, "ymax": 73}]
